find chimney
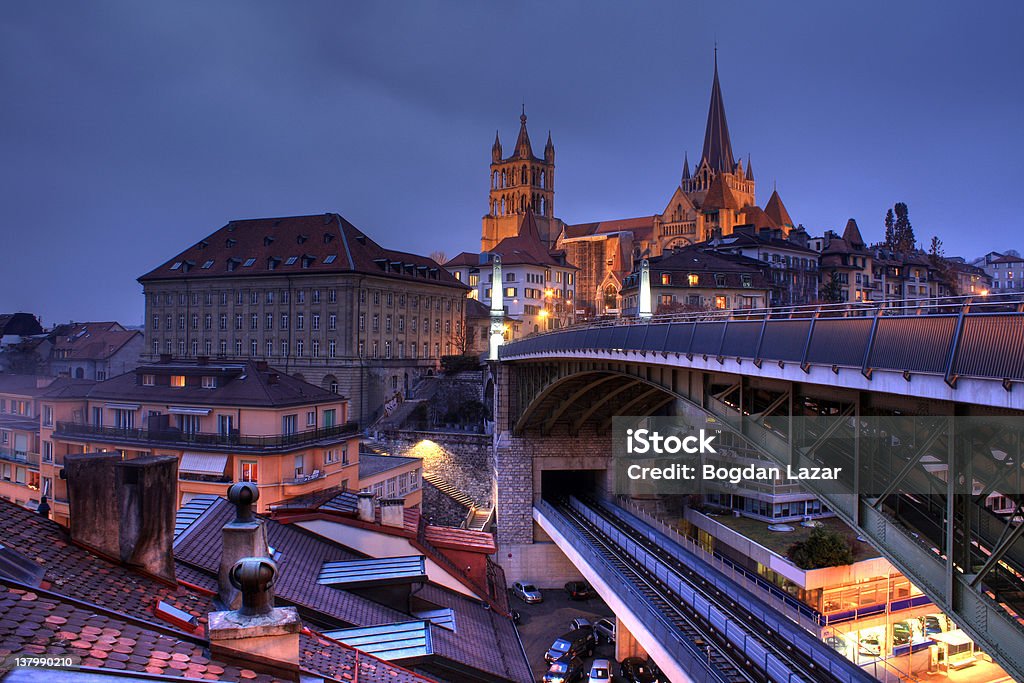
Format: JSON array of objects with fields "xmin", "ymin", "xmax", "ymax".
[
  {"xmin": 64, "ymin": 453, "xmax": 178, "ymax": 583},
  {"xmin": 356, "ymin": 491, "xmax": 375, "ymax": 523},
  {"xmin": 219, "ymin": 483, "xmax": 269, "ymax": 610},
  {"xmin": 208, "ymin": 557, "xmax": 300, "ymax": 677},
  {"xmin": 380, "ymin": 497, "xmax": 406, "ymax": 529},
  {"xmin": 35, "ymin": 377, "xmax": 56, "ymax": 389}
]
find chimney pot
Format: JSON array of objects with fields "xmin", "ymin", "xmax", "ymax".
[
  {"xmin": 356, "ymin": 492, "xmax": 375, "ymax": 523},
  {"xmin": 220, "ymin": 483, "xmax": 268, "ymax": 610},
  {"xmin": 380, "ymin": 497, "xmax": 406, "ymax": 528}
]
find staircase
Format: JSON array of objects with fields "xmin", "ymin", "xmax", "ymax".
[
  {"xmin": 466, "ymin": 506, "xmax": 494, "ymax": 532},
  {"xmin": 422, "ymin": 472, "xmax": 476, "ymax": 509}
]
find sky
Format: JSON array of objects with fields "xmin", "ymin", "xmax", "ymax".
[{"xmin": 2, "ymin": 1, "xmax": 1022, "ymax": 326}]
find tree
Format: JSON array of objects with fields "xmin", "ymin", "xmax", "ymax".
[
  {"xmin": 429, "ymin": 251, "xmax": 447, "ymax": 265},
  {"xmin": 884, "ymin": 208, "xmax": 896, "ymax": 249},
  {"xmin": 788, "ymin": 528, "xmax": 854, "ymax": 569},
  {"xmin": 929, "ymin": 236, "xmax": 958, "ymax": 296},
  {"xmin": 892, "ymin": 202, "xmax": 915, "ymax": 253},
  {"xmin": 820, "ymin": 272, "xmax": 843, "ymax": 303}
]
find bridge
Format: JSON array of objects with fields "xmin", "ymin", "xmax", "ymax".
[{"xmin": 493, "ymin": 294, "xmax": 1024, "ymax": 681}]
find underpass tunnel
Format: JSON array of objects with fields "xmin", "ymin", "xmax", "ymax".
[{"xmin": 541, "ymin": 468, "xmax": 607, "ymax": 503}]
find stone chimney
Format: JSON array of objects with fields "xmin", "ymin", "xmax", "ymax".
[
  {"xmin": 64, "ymin": 453, "xmax": 177, "ymax": 583},
  {"xmin": 379, "ymin": 497, "xmax": 405, "ymax": 529},
  {"xmin": 209, "ymin": 557, "xmax": 300, "ymax": 678},
  {"xmin": 356, "ymin": 491, "xmax": 375, "ymax": 523},
  {"xmin": 219, "ymin": 482, "xmax": 269, "ymax": 610}
]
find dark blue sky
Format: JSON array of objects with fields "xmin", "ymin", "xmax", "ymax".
[{"xmin": 3, "ymin": 2, "xmax": 1022, "ymax": 326}]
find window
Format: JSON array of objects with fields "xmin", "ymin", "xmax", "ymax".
[
  {"xmin": 296, "ymin": 340, "xmax": 304, "ymax": 357},
  {"xmin": 266, "ymin": 291, "xmax": 274, "ymax": 304},
  {"xmin": 204, "ymin": 314, "xmax": 212, "ymax": 330},
  {"xmin": 152, "ymin": 315, "xmax": 160, "ymax": 330},
  {"xmin": 235, "ymin": 314, "xmax": 243, "ymax": 330},
  {"xmin": 251, "ymin": 313, "xmax": 259, "ymax": 330},
  {"xmin": 358, "ymin": 313, "xmax": 365, "ymax": 332},
  {"xmin": 342, "ymin": 445, "xmax": 349, "ymax": 465},
  {"xmin": 218, "ymin": 414, "xmax": 233, "ymax": 436},
  {"xmin": 329, "ymin": 289, "xmax": 337, "ymax": 303},
  {"xmin": 312, "ymin": 314, "xmax": 320, "ymax": 330},
  {"xmin": 220, "ymin": 314, "xmax": 227, "ymax": 330},
  {"xmin": 113, "ymin": 408, "xmax": 135, "ymax": 430},
  {"xmin": 297, "ymin": 313, "xmax": 304, "ymax": 330},
  {"xmin": 297, "ymin": 290, "xmax": 305, "ymax": 303},
  {"xmin": 171, "ymin": 375, "xmax": 186, "ymax": 388},
  {"xmin": 294, "ymin": 454, "xmax": 305, "ymax": 479},
  {"xmin": 177, "ymin": 414, "xmax": 201, "ymax": 434},
  {"xmin": 329, "ymin": 340, "xmax": 336, "ymax": 358},
  {"xmin": 329, "ymin": 313, "xmax": 336, "ymax": 331},
  {"xmin": 142, "ymin": 374, "xmax": 156, "ymax": 386},
  {"xmin": 266, "ymin": 340, "xmax": 273, "ymax": 356},
  {"xmin": 250, "ymin": 290, "xmax": 259, "ymax": 304},
  {"xmin": 372, "ymin": 314, "xmax": 379, "ymax": 332},
  {"xmin": 42, "ymin": 405, "xmax": 53, "ymax": 427},
  {"xmin": 241, "ymin": 461, "xmax": 258, "ymax": 483},
  {"xmin": 323, "ymin": 409, "xmax": 336, "ymax": 427},
  {"xmin": 235, "ymin": 339, "xmax": 243, "ymax": 355},
  {"xmin": 281, "ymin": 339, "xmax": 289, "ymax": 356},
  {"xmin": 385, "ymin": 341, "xmax": 392, "ymax": 358},
  {"xmin": 398, "ymin": 316, "xmax": 404, "ymax": 332},
  {"xmin": 202, "ymin": 376, "xmax": 217, "ymax": 389},
  {"xmin": 372, "ymin": 341, "xmax": 379, "ymax": 358},
  {"xmin": 312, "ymin": 339, "xmax": 320, "ymax": 358},
  {"xmin": 251, "ymin": 339, "xmax": 258, "ymax": 356},
  {"xmin": 281, "ymin": 314, "xmax": 289, "ymax": 330},
  {"xmin": 374, "ymin": 292, "xmax": 380, "ymax": 305},
  {"xmin": 387, "ymin": 292, "xmax": 393, "ymax": 306},
  {"xmin": 306, "ymin": 411, "xmax": 316, "ymax": 427},
  {"xmin": 312, "ymin": 289, "xmax": 321, "ymax": 304},
  {"xmin": 715, "ymin": 295, "xmax": 728, "ymax": 309},
  {"xmin": 283, "ymin": 414, "xmax": 298, "ymax": 434},
  {"xmin": 385, "ymin": 315, "xmax": 391, "ymax": 332}
]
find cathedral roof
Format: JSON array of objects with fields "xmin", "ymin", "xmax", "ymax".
[
  {"xmin": 745, "ymin": 155, "xmax": 754, "ymax": 181},
  {"xmin": 562, "ymin": 216, "xmax": 656, "ymax": 242},
  {"xmin": 513, "ymin": 109, "xmax": 537, "ymax": 160},
  {"xmin": 764, "ymin": 190, "xmax": 794, "ymax": 228},
  {"xmin": 701, "ymin": 52, "xmax": 736, "ymax": 173},
  {"xmin": 702, "ymin": 173, "xmax": 742, "ymax": 212},
  {"xmin": 739, "ymin": 204, "xmax": 779, "ymax": 231},
  {"xmin": 492, "ymin": 211, "xmax": 570, "ymax": 267},
  {"xmin": 681, "ymin": 153, "xmax": 691, "ymax": 181}
]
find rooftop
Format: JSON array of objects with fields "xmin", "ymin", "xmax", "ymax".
[
  {"xmin": 709, "ymin": 512, "xmax": 880, "ymax": 562},
  {"xmin": 359, "ymin": 452, "xmax": 420, "ymax": 478}
]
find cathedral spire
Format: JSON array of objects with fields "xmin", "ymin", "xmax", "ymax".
[
  {"xmin": 544, "ymin": 130, "xmax": 554, "ymax": 162},
  {"xmin": 492, "ymin": 130, "xmax": 502, "ymax": 162},
  {"xmin": 746, "ymin": 154, "xmax": 754, "ymax": 181},
  {"xmin": 681, "ymin": 152, "xmax": 691, "ymax": 182},
  {"xmin": 701, "ymin": 50, "xmax": 736, "ymax": 173},
  {"xmin": 515, "ymin": 107, "xmax": 533, "ymax": 159}
]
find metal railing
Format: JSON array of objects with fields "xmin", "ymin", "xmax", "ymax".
[
  {"xmin": 532, "ymin": 290, "xmax": 1024, "ymax": 332},
  {"xmin": 0, "ymin": 449, "xmax": 40, "ymax": 467},
  {"xmin": 54, "ymin": 421, "xmax": 359, "ymax": 451}
]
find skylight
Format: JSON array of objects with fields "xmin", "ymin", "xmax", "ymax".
[
  {"xmin": 202, "ymin": 260, "xmax": 214, "ymax": 269},
  {"xmin": 285, "ymin": 256, "xmax": 298, "ymax": 265},
  {"xmin": 324, "ymin": 255, "xmax": 337, "ymax": 264},
  {"xmin": 243, "ymin": 258, "xmax": 256, "ymax": 267},
  {"xmin": 170, "ymin": 262, "xmax": 182, "ymax": 270}
]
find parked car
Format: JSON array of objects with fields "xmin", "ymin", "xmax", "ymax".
[
  {"xmin": 858, "ymin": 636, "xmax": 881, "ymax": 657},
  {"xmin": 923, "ymin": 615, "xmax": 944, "ymax": 635},
  {"xmin": 564, "ymin": 580, "xmax": 596, "ymax": 600},
  {"xmin": 824, "ymin": 636, "xmax": 849, "ymax": 656},
  {"xmin": 512, "ymin": 581, "xmax": 543, "ymax": 604},
  {"xmin": 569, "ymin": 617, "xmax": 592, "ymax": 632},
  {"xmin": 893, "ymin": 622, "xmax": 913, "ymax": 645},
  {"xmin": 619, "ymin": 656, "xmax": 657, "ymax": 683},
  {"xmin": 542, "ymin": 655, "xmax": 585, "ymax": 683},
  {"xmin": 544, "ymin": 629, "xmax": 596, "ymax": 664},
  {"xmin": 592, "ymin": 617, "xmax": 616, "ymax": 644},
  {"xmin": 587, "ymin": 658, "xmax": 613, "ymax": 683}
]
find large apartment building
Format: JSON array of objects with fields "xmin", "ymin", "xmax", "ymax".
[{"xmin": 138, "ymin": 213, "xmax": 469, "ymax": 422}]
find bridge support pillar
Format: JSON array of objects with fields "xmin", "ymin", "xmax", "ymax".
[{"xmin": 614, "ymin": 618, "xmax": 648, "ymax": 663}]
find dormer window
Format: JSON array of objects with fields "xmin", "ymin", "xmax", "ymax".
[
  {"xmin": 226, "ymin": 238, "xmax": 237, "ymax": 247},
  {"xmin": 171, "ymin": 375, "xmax": 186, "ymax": 388},
  {"xmin": 688, "ymin": 273, "xmax": 699, "ymax": 287},
  {"xmin": 297, "ymin": 234, "xmax": 308, "ymax": 244},
  {"xmin": 142, "ymin": 374, "xmax": 156, "ymax": 386},
  {"xmin": 201, "ymin": 376, "xmax": 217, "ymax": 389},
  {"xmin": 264, "ymin": 236, "xmax": 275, "ymax": 246}
]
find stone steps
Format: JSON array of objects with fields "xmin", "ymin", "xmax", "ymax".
[
  {"xmin": 422, "ymin": 472, "xmax": 476, "ymax": 509},
  {"xmin": 466, "ymin": 507, "xmax": 493, "ymax": 532}
]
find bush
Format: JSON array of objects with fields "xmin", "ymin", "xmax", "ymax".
[{"xmin": 787, "ymin": 528, "xmax": 854, "ymax": 569}]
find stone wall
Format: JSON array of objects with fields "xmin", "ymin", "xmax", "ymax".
[{"xmin": 375, "ymin": 430, "xmax": 494, "ymax": 508}]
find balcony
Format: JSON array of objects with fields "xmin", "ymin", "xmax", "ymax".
[
  {"xmin": 54, "ymin": 421, "xmax": 359, "ymax": 452},
  {"xmin": 0, "ymin": 449, "xmax": 40, "ymax": 467}
]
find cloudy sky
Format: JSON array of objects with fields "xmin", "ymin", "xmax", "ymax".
[{"xmin": 2, "ymin": 1, "xmax": 1022, "ymax": 325}]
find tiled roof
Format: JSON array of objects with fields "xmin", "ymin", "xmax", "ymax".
[
  {"xmin": 85, "ymin": 359, "xmax": 341, "ymax": 408},
  {"xmin": 51, "ymin": 322, "xmax": 140, "ymax": 362},
  {"xmin": 174, "ymin": 498, "xmax": 409, "ymax": 627},
  {"xmin": 491, "ymin": 212, "xmax": 565, "ymax": 267},
  {"xmin": 702, "ymin": 173, "xmax": 742, "ymax": 212},
  {"xmin": 0, "ymin": 581, "xmax": 285, "ymax": 682},
  {"xmin": 841, "ymin": 218, "xmax": 864, "ymax": 248},
  {"xmin": 0, "ymin": 500, "xmax": 214, "ymax": 628},
  {"xmin": 993, "ymin": 254, "xmax": 1024, "ymax": 264},
  {"xmin": 443, "ymin": 251, "xmax": 482, "ymax": 268},
  {"xmin": 764, "ymin": 190, "xmax": 794, "ymax": 229},
  {"xmin": 562, "ymin": 216, "xmax": 655, "ymax": 240},
  {"xmin": 737, "ymin": 205, "xmax": 779, "ymax": 232},
  {"xmin": 138, "ymin": 213, "xmax": 468, "ymax": 291},
  {"xmin": 300, "ymin": 630, "xmax": 434, "ymax": 683}
]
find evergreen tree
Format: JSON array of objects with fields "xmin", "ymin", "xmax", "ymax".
[
  {"xmin": 893, "ymin": 202, "xmax": 915, "ymax": 253},
  {"xmin": 884, "ymin": 208, "xmax": 896, "ymax": 249},
  {"xmin": 788, "ymin": 528, "xmax": 854, "ymax": 569}
]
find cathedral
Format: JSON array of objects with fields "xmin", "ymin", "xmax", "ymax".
[{"xmin": 558, "ymin": 53, "xmax": 798, "ymax": 317}]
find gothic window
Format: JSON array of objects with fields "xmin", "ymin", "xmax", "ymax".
[
  {"xmin": 521, "ymin": 166, "xmax": 527, "ymax": 184},
  {"xmin": 520, "ymin": 195, "xmax": 526, "ymax": 212}
]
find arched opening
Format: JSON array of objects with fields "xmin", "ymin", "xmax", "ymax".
[
  {"xmin": 603, "ymin": 285, "xmax": 618, "ymax": 310},
  {"xmin": 75, "ymin": 367, "xmax": 84, "ymax": 379},
  {"xmin": 521, "ymin": 166, "xmax": 527, "ymax": 184},
  {"xmin": 323, "ymin": 374, "xmax": 339, "ymax": 394},
  {"xmin": 501, "ymin": 170, "xmax": 506, "ymax": 187}
]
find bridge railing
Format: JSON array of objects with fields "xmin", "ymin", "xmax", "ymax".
[{"xmin": 538, "ymin": 290, "xmax": 1024, "ymax": 330}]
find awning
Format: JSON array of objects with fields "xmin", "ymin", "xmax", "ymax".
[
  {"xmin": 168, "ymin": 406, "xmax": 211, "ymax": 416},
  {"xmin": 105, "ymin": 403, "xmax": 140, "ymax": 410},
  {"xmin": 179, "ymin": 453, "xmax": 227, "ymax": 476}
]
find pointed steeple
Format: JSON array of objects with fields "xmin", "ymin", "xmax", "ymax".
[
  {"xmin": 764, "ymin": 190, "xmax": 794, "ymax": 229},
  {"xmin": 701, "ymin": 50, "xmax": 736, "ymax": 174},
  {"xmin": 515, "ymin": 106, "xmax": 534, "ymax": 159},
  {"xmin": 492, "ymin": 130, "xmax": 502, "ymax": 163},
  {"xmin": 842, "ymin": 218, "xmax": 864, "ymax": 248},
  {"xmin": 681, "ymin": 153, "xmax": 691, "ymax": 182},
  {"xmin": 745, "ymin": 154, "xmax": 754, "ymax": 181},
  {"xmin": 544, "ymin": 130, "xmax": 554, "ymax": 162}
]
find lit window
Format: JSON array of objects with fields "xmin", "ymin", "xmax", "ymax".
[
  {"xmin": 241, "ymin": 461, "xmax": 258, "ymax": 482},
  {"xmin": 688, "ymin": 273, "xmax": 699, "ymax": 287},
  {"xmin": 171, "ymin": 375, "xmax": 186, "ymax": 388}
]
